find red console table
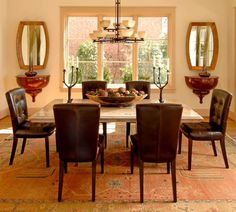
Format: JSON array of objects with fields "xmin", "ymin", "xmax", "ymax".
[
  {"xmin": 16, "ymin": 75, "xmax": 50, "ymax": 102},
  {"xmin": 185, "ymin": 76, "xmax": 219, "ymax": 103}
]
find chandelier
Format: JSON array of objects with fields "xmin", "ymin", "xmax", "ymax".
[{"xmin": 89, "ymin": 0, "xmax": 146, "ymax": 43}]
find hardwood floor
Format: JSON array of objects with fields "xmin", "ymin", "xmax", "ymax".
[{"xmin": 226, "ymin": 118, "xmax": 236, "ymax": 140}]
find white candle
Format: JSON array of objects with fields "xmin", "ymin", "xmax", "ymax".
[
  {"xmin": 76, "ymin": 56, "xmax": 79, "ymax": 68},
  {"xmin": 153, "ymin": 56, "xmax": 156, "ymax": 67},
  {"xmin": 167, "ymin": 58, "xmax": 170, "ymax": 70}
]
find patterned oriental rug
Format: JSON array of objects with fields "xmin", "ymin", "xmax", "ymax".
[{"xmin": 0, "ymin": 123, "xmax": 236, "ymax": 211}]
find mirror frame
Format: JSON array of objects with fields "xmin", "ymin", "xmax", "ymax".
[
  {"xmin": 186, "ymin": 22, "xmax": 219, "ymax": 71},
  {"xmin": 16, "ymin": 21, "xmax": 49, "ymax": 70}
]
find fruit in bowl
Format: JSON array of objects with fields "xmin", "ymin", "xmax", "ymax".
[
  {"xmin": 87, "ymin": 87, "xmax": 146, "ymax": 97},
  {"xmin": 86, "ymin": 87, "xmax": 147, "ymax": 106}
]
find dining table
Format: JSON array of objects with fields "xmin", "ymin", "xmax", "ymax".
[{"xmin": 30, "ymin": 99, "xmax": 203, "ymax": 123}]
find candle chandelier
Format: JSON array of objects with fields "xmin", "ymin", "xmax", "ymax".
[{"xmin": 89, "ymin": 0, "xmax": 146, "ymax": 43}]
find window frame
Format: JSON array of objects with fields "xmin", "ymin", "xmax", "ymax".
[{"xmin": 60, "ymin": 6, "xmax": 176, "ymax": 91}]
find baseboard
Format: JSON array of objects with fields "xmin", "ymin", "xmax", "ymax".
[{"xmin": 0, "ymin": 108, "xmax": 9, "ymax": 119}]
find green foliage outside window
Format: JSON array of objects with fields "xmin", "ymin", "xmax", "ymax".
[
  {"xmin": 138, "ymin": 34, "xmax": 168, "ymax": 83},
  {"xmin": 67, "ymin": 33, "xmax": 168, "ymax": 84},
  {"xmin": 76, "ymin": 41, "xmax": 97, "ymax": 82},
  {"xmin": 121, "ymin": 64, "xmax": 132, "ymax": 83},
  {"xmin": 69, "ymin": 41, "xmax": 112, "ymax": 83},
  {"xmin": 103, "ymin": 65, "xmax": 112, "ymax": 83}
]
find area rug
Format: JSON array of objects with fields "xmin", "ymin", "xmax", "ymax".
[{"xmin": 0, "ymin": 123, "xmax": 236, "ymax": 211}]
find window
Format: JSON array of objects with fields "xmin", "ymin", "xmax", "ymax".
[
  {"xmin": 102, "ymin": 16, "xmax": 133, "ymax": 84},
  {"xmin": 61, "ymin": 7, "xmax": 175, "ymax": 89},
  {"xmin": 138, "ymin": 17, "xmax": 168, "ymax": 82},
  {"xmin": 64, "ymin": 17, "xmax": 98, "ymax": 83}
]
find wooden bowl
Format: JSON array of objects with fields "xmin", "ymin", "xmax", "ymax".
[{"xmin": 86, "ymin": 94, "xmax": 147, "ymax": 106}]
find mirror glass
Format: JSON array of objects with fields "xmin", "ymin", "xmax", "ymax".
[
  {"xmin": 186, "ymin": 22, "xmax": 218, "ymax": 71},
  {"xmin": 16, "ymin": 21, "xmax": 49, "ymax": 70}
]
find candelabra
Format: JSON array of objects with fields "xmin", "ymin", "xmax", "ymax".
[
  {"xmin": 153, "ymin": 67, "xmax": 169, "ymax": 103},
  {"xmin": 63, "ymin": 66, "xmax": 79, "ymax": 103}
]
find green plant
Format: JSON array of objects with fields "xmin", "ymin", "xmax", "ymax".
[
  {"xmin": 76, "ymin": 41, "xmax": 97, "ymax": 82},
  {"xmin": 138, "ymin": 40, "xmax": 163, "ymax": 81},
  {"xmin": 121, "ymin": 64, "xmax": 132, "ymax": 83},
  {"xmin": 103, "ymin": 65, "xmax": 112, "ymax": 83}
]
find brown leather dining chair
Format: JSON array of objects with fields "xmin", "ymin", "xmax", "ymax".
[
  {"xmin": 130, "ymin": 103, "xmax": 183, "ymax": 203},
  {"xmin": 82, "ymin": 80, "xmax": 108, "ymax": 148},
  {"xmin": 178, "ymin": 89, "xmax": 232, "ymax": 170},
  {"xmin": 53, "ymin": 103, "xmax": 104, "ymax": 202},
  {"xmin": 5, "ymin": 88, "xmax": 55, "ymax": 167},
  {"xmin": 125, "ymin": 81, "xmax": 150, "ymax": 148}
]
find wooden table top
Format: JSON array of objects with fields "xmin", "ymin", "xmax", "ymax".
[{"xmin": 30, "ymin": 99, "xmax": 203, "ymax": 123}]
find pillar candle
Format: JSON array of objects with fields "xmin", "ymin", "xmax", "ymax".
[
  {"xmin": 153, "ymin": 56, "xmax": 156, "ymax": 67},
  {"xmin": 167, "ymin": 58, "xmax": 170, "ymax": 70},
  {"xmin": 76, "ymin": 56, "xmax": 79, "ymax": 68}
]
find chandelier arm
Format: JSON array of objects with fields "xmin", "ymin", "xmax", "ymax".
[{"xmin": 90, "ymin": 0, "xmax": 145, "ymax": 43}]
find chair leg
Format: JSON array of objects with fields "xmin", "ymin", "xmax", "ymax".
[
  {"xmin": 9, "ymin": 137, "xmax": 18, "ymax": 165},
  {"xmin": 171, "ymin": 160, "xmax": 177, "ymax": 202},
  {"xmin": 139, "ymin": 159, "xmax": 144, "ymax": 203},
  {"xmin": 219, "ymin": 138, "xmax": 229, "ymax": 168},
  {"xmin": 92, "ymin": 160, "xmax": 96, "ymax": 202},
  {"xmin": 126, "ymin": 122, "xmax": 131, "ymax": 148},
  {"xmin": 188, "ymin": 138, "xmax": 193, "ymax": 170},
  {"xmin": 45, "ymin": 137, "xmax": 50, "ymax": 167},
  {"xmin": 131, "ymin": 145, "xmax": 134, "ymax": 174},
  {"xmin": 58, "ymin": 159, "xmax": 64, "ymax": 202},
  {"xmin": 21, "ymin": 138, "xmax": 27, "ymax": 154},
  {"xmin": 101, "ymin": 147, "xmax": 104, "ymax": 174},
  {"xmin": 167, "ymin": 162, "xmax": 170, "ymax": 174},
  {"xmin": 102, "ymin": 123, "xmax": 107, "ymax": 149},
  {"xmin": 211, "ymin": 140, "xmax": 217, "ymax": 156},
  {"xmin": 178, "ymin": 130, "xmax": 182, "ymax": 154},
  {"xmin": 64, "ymin": 162, "xmax": 68, "ymax": 173},
  {"xmin": 56, "ymin": 140, "xmax": 59, "ymax": 153}
]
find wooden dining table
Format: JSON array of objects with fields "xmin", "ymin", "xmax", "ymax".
[{"xmin": 30, "ymin": 99, "xmax": 203, "ymax": 123}]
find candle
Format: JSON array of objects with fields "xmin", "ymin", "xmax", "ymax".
[
  {"xmin": 153, "ymin": 56, "xmax": 156, "ymax": 67},
  {"xmin": 167, "ymin": 58, "xmax": 170, "ymax": 70},
  {"xmin": 76, "ymin": 56, "xmax": 79, "ymax": 68}
]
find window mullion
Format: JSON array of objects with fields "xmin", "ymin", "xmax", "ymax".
[
  {"xmin": 97, "ymin": 15, "xmax": 103, "ymax": 80},
  {"xmin": 133, "ymin": 43, "xmax": 138, "ymax": 80},
  {"xmin": 97, "ymin": 43, "xmax": 103, "ymax": 80},
  {"xmin": 132, "ymin": 15, "xmax": 138, "ymax": 80}
]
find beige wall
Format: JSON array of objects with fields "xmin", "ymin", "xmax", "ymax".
[
  {"xmin": 228, "ymin": 0, "xmax": 236, "ymax": 119},
  {"xmin": 0, "ymin": 0, "xmax": 9, "ymax": 118},
  {"xmin": 1, "ymin": 0, "xmax": 235, "ymax": 118}
]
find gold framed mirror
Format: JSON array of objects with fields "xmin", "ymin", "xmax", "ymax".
[
  {"xmin": 16, "ymin": 21, "xmax": 49, "ymax": 70},
  {"xmin": 186, "ymin": 22, "xmax": 219, "ymax": 71}
]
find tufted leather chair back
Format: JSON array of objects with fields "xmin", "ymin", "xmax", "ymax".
[
  {"xmin": 53, "ymin": 103, "xmax": 100, "ymax": 162},
  {"xmin": 125, "ymin": 81, "xmax": 151, "ymax": 99},
  {"xmin": 6, "ymin": 88, "xmax": 28, "ymax": 134},
  {"xmin": 136, "ymin": 103, "xmax": 183, "ymax": 162},
  {"xmin": 82, "ymin": 81, "xmax": 107, "ymax": 99},
  {"xmin": 209, "ymin": 89, "xmax": 232, "ymax": 134}
]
